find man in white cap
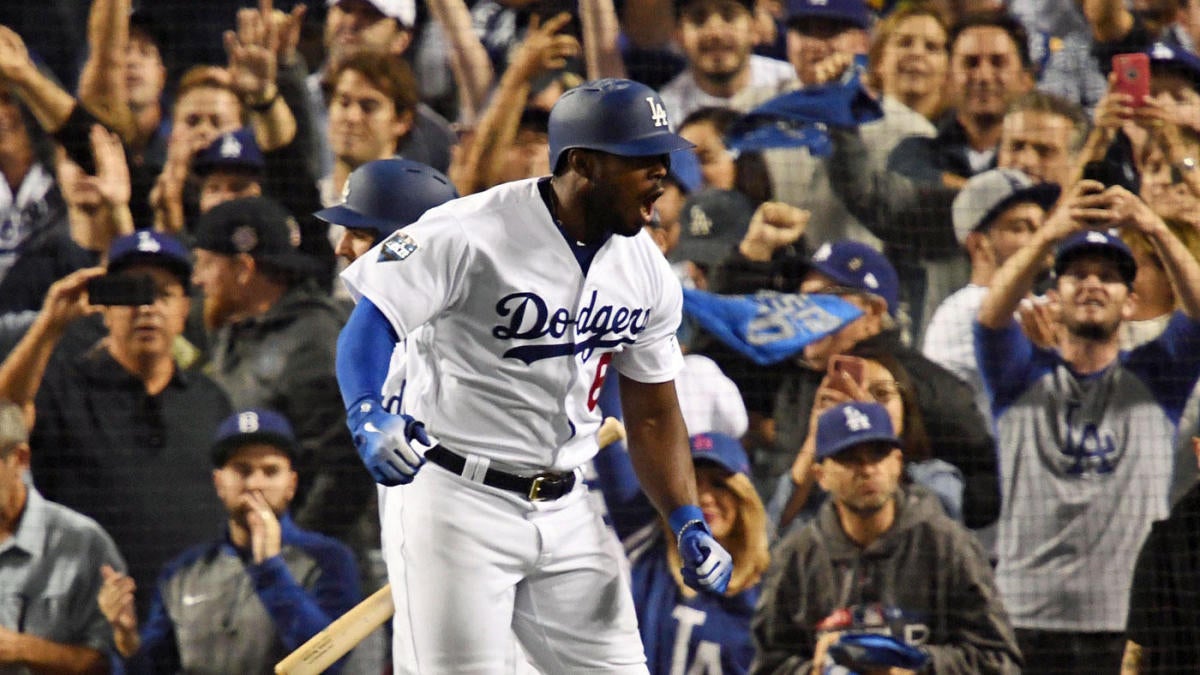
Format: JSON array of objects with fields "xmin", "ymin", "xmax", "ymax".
[{"xmin": 922, "ymin": 167, "xmax": 1060, "ymax": 423}]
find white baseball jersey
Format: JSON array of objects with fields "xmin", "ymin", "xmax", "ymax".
[{"xmin": 341, "ymin": 177, "xmax": 685, "ymax": 472}]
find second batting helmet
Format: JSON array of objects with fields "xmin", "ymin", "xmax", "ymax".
[
  {"xmin": 314, "ymin": 159, "xmax": 459, "ymax": 236},
  {"xmin": 548, "ymin": 78, "xmax": 694, "ymax": 171}
]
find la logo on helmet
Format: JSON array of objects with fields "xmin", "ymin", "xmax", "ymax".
[{"xmin": 645, "ymin": 97, "xmax": 669, "ymax": 128}]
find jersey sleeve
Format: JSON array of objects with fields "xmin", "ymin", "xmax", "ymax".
[
  {"xmin": 974, "ymin": 318, "xmax": 1043, "ymax": 419},
  {"xmin": 612, "ymin": 255, "xmax": 685, "ymax": 384},
  {"xmin": 339, "ymin": 213, "xmax": 472, "ymax": 339}
]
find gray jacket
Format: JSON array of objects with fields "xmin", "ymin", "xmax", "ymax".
[{"xmin": 752, "ymin": 486, "xmax": 1021, "ymax": 674}]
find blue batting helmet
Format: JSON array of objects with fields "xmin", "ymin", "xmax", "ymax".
[
  {"xmin": 548, "ymin": 78, "xmax": 694, "ymax": 172},
  {"xmin": 314, "ymin": 159, "xmax": 459, "ymax": 237}
]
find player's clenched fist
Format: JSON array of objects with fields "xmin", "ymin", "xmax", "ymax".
[
  {"xmin": 670, "ymin": 505, "xmax": 734, "ymax": 594},
  {"xmin": 346, "ymin": 398, "xmax": 436, "ymax": 486}
]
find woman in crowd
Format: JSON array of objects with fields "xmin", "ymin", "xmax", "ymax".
[
  {"xmin": 775, "ymin": 348, "xmax": 964, "ymax": 535},
  {"xmin": 591, "ymin": 431, "xmax": 770, "ymax": 674}
]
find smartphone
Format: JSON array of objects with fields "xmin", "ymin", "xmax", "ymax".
[
  {"xmin": 1113, "ymin": 53, "xmax": 1150, "ymax": 107},
  {"xmin": 829, "ymin": 354, "xmax": 866, "ymax": 388},
  {"xmin": 1081, "ymin": 159, "xmax": 1139, "ymax": 193},
  {"xmin": 86, "ymin": 274, "xmax": 157, "ymax": 306}
]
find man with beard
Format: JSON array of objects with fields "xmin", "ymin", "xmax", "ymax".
[
  {"xmin": 97, "ymin": 408, "xmax": 361, "ymax": 673},
  {"xmin": 753, "ymin": 401, "xmax": 1020, "ymax": 674},
  {"xmin": 658, "ymin": 0, "xmax": 794, "ymax": 123},
  {"xmin": 335, "ymin": 78, "xmax": 734, "ymax": 671},
  {"xmin": 0, "ymin": 231, "xmax": 231, "ymax": 617},
  {"xmin": 976, "ymin": 180, "xmax": 1200, "ymax": 674},
  {"xmin": 888, "ymin": 12, "xmax": 1035, "ymax": 189},
  {"xmin": 189, "ymin": 196, "xmax": 373, "ymax": 569}
]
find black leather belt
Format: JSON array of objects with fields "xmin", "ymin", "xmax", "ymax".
[{"xmin": 425, "ymin": 445, "xmax": 576, "ymax": 501}]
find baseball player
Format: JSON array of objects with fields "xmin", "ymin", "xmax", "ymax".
[
  {"xmin": 316, "ymin": 158, "xmax": 460, "ymax": 414},
  {"xmin": 335, "ymin": 78, "xmax": 734, "ymax": 673}
]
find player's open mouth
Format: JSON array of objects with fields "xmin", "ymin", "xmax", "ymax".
[{"xmin": 640, "ymin": 190, "xmax": 662, "ymax": 224}]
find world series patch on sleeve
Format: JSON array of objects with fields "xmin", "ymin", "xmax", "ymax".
[{"xmin": 378, "ymin": 231, "xmax": 419, "ymax": 262}]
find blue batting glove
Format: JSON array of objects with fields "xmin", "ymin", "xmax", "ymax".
[
  {"xmin": 670, "ymin": 505, "xmax": 733, "ymax": 594},
  {"xmin": 346, "ymin": 397, "xmax": 436, "ymax": 486}
]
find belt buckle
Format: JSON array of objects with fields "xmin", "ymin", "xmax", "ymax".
[{"xmin": 528, "ymin": 474, "xmax": 553, "ymax": 501}]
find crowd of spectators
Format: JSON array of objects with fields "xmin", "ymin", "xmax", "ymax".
[{"xmin": 2, "ymin": 0, "xmax": 1200, "ymax": 672}]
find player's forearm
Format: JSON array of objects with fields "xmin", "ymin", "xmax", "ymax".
[
  {"xmin": 3, "ymin": 633, "xmax": 106, "ymax": 675},
  {"xmin": 618, "ymin": 378, "xmax": 697, "ymax": 515}
]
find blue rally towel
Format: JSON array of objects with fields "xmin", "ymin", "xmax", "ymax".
[
  {"xmin": 724, "ymin": 66, "xmax": 883, "ymax": 156},
  {"xmin": 682, "ymin": 289, "xmax": 862, "ymax": 365},
  {"xmin": 827, "ymin": 633, "xmax": 930, "ymax": 672}
]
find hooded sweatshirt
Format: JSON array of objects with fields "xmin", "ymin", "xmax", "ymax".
[{"xmin": 752, "ymin": 486, "xmax": 1021, "ymax": 674}]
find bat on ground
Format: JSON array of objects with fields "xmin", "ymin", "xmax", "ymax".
[{"xmin": 275, "ymin": 417, "xmax": 628, "ymax": 675}]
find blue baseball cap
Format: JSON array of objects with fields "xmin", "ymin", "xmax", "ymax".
[
  {"xmin": 690, "ymin": 433, "xmax": 750, "ymax": 475},
  {"xmin": 787, "ymin": 0, "xmax": 873, "ymax": 29},
  {"xmin": 1147, "ymin": 42, "xmax": 1200, "ymax": 90},
  {"xmin": 314, "ymin": 158, "xmax": 458, "ymax": 237},
  {"xmin": 1053, "ymin": 229, "xmax": 1137, "ymax": 286},
  {"xmin": 815, "ymin": 401, "xmax": 901, "ymax": 461},
  {"xmin": 211, "ymin": 408, "xmax": 298, "ymax": 466},
  {"xmin": 807, "ymin": 241, "xmax": 900, "ymax": 316},
  {"xmin": 107, "ymin": 230, "xmax": 192, "ymax": 288},
  {"xmin": 193, "ymin": 128, "xmax": 265, "ymax": 177}
]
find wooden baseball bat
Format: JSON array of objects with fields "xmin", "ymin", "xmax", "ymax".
[{"xmin": 275, "ymin": 418, "xmax": 628, "ymax": 674}]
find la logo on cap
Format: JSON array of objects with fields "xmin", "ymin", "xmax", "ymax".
[
  {"xmin": 645, "ymin": 96, "xmax": 669, "ymax": 128},
  {"xmin": 813, "ymin": 243, "xmax": 832, "ymax": 261},
  {"xmin": 237, "ymin": 411, "xmax": 261, "ymax": 433},
  {"xmin": 843, "ymin": 405, "xmax": 872, "ymax": 432},
  {"xmin": 136, "ymin": 231, "xmax": 161, "ymax": 252},
  {"xmin": 220, "ymin": 133, "xmax": 242, "ymax": 159},
  {"xmin": 1152, "ymin": 42, "xmax": 1174, "ymax": 59},
  {"xmin": 688, "ymin": 205, "xmax": 713, "ymax": 236},
  {"xmin": 1086, "ymin": 231, "xmax": 1109, "ymax": 244}
]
